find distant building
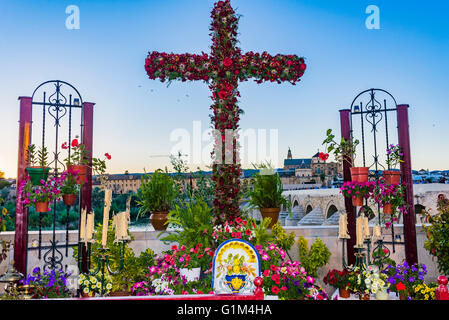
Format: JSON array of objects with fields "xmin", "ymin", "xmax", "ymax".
[{"xmin": 281, "ymin": 148, "xmax": 342, "ymax": 187}]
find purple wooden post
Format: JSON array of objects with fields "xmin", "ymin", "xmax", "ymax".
[
  {"xmin": 14, "ymin": 96, "xmax": 33, "ymax": 275},
  {"xmin": 340, "ymin": 109, "xmax": 356, "ymax": 266},
  {"xmin": 80, "ymin": 102, "xmax": 94, "ymax": 273},
  {"xmin": 397, "ymin": 104, "xmax": 418, "ymax": 265}
]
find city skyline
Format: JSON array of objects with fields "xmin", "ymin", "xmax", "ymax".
[{"xmin": 1, "ymin": 0, "xmax": 448, "ymax": 178}]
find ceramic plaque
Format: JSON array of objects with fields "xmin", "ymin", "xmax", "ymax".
[{"xmin": 212, "ymin": 239, "xmax": 261, "ymax": 294}]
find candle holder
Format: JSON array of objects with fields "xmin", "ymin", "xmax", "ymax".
[
  {"xmin": 77, "ymin": 240, "xmax": 129, "ymax": 296},
  {"xmin": 353, "ymin": 246, "xmax": 367, "ymax": 271}
]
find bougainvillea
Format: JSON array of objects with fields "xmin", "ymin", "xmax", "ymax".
[{"xmin": 144, "ymin": 0, "xmax": 307, "ymax": 225}]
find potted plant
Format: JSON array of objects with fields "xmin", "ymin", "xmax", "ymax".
[
  {"xmin": 136, "ymin": 168, "xmax": 179, "ymax": 230},
  {"xmin": 171, "ymin": 244, "xmax": 205, "ymax": 282},
  {"xmin": 62, "ymin": 138, "xmax": 89, "ymax": 184},
  {"xmin": 362, "ymin": 265, "xmax": 390, "ymax": 300},
  {"xmin": 60, "ymin": 170, "xmax": 79, "ymax": 206},
  {"xmin": 382, "ymin": 261, "xmax": 428, "ymax": 300},
  {"xmin": 373, "ymin": 180, "xmax": 408, "ymax": 223},
  {"xmin": 340, "ymin": 181, "xmax": 375, "ymax": 207},
  {"xmin": 322, "ymin": 129, "xmax": 367, "ymax": 182},
  {"xmin": 19, "ymin": 267, "xmax": 72, "ymax": 299},
  {"xmin": 25, "ymin": 144, "xmax": 51, "ymax": 186},
  {"xmin": 383, "ymin": 144, "xmax": 403, "ymax": 184},
  {"xmin": 245, "ymin": 163, "xmax": 291, "ymax": 228},
  {"xmin": 20, "ymin": 176, "xmax": 62, "ymax": 212},
  {"xmin": 62, "ymin": 137, "xmax": 111, "ymax": 185},
  {"xmin": 78, "ymin": 272, "xmax": 112, "ymax": 297},
  {"xmin": 323, "ymin": 269, "xmax": 353, "ymax": 298}
]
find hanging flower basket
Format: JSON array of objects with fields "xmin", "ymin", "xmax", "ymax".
[
  {"xmin": 259, "ymin": 207, "xmax": 281, "ymax": 229},
  {"xmin": 383, "ymin": 170, "xmax": 401, "ymax": 185},
  {"xmin": 35, "ymin": 201, "xmax": 49, "ymax": 213},
  {"xmin": 350, "ymin": 167, "xmax": 369, "ymax": 182},
  {"xmin": 383, "ymin": 203, "xmax": 393, "ymax": 215},
  {"xmin": 62, "ymin": 193, "xmax": 77, "ymax": 206},
  {"xmin": 352, "ymin": 196, "xmax": 364, "ymax": 207},
  {"xmin": 26, "ymin": 167, "xmax": 51, "ymax": 186},
  {"xmin": 67, "ymin": 165, "xmax": 87, "ymax": 185}
]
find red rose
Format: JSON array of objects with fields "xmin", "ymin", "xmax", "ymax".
[
  {"xmin": 223, "ymin": 57, "xmax": 233, "ymax": 67},
  {"xmin": 105, "ymin": 153, "xmax": 111, "ymax": 160},
  {"xmin": 218, "ymin": 90, "xmax": 228, "ymax": 99},
  {"xmin": 300, "ymin": 63, "xmax": 307, "ymax": 71},
  {"xmin": 61, "ymin": 142, "xmax": 68, "ymax": 149}
]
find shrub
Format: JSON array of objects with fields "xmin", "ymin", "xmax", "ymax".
[
  {"xmin": 423, "ymin": 195, "xmax": 449, "ymax": 274},
  {"xmin": 297, "ymin": 236, "xmax": 331, "ymax": 278}
]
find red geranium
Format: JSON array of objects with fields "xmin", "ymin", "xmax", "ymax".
[
  {"xmin": 71, "ymin": 138, "xmax": 79, "ymax": 148},
  {"xmin": 396, "ymin": 282, "xmax": 406, "ymax": 291}
]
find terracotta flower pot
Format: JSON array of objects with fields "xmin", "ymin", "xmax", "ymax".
[
  {"xmin": 35, "ymin": 201, "xmax": 49, "ymax": 213},
  {"xmin": 383, "ymin": 203, "xmax": 393, "ymax": 214},
  {"xmin": 67, "ymin": 164, "xmax": 87, "ymax": 184},
  {"xmin": 352, "ymin": 196, "xmax": 364, "ymax": 207},
  {"xmin": 259, "ymin": 208, "xmax": 281, "ymax": 229},
  {"xmin": 350, "ymin": 167, "xmax": 369, "ymax": 182},
  {"xmin": 62, "ymin": 193, "xmax": 77, "ymax": 206},
  {"xmin": 81, "ymin": 291, "xmax": 95, "ymax": 298},
  {"xmin": 358, "ymin": 292, "xmax": 370, "ymax": 300},
  {"xmin": 150, "ymin": 211, "xmax": 169, "ymax": 230},
  {"xmin": 339, "ymin": 288, "xmax": 351, "ymax": 298},
  {"xmin": 26, "ymin": 166, "xmax": 51, "ymax": 186},
  {"xmin": 383, "ymin": 170, "xmax": 401, "ymax": 185},
  {"xmin": 399, "ymin": 292, "xmax": 408, "ymax": 300}
]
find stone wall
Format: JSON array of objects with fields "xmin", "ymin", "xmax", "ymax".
[{"xmin": 0, "ymin": 224, "xmax": 441, "ymax": 295}]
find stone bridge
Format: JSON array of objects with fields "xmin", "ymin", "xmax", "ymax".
[{"xmin": 277, "ymin": 183, "xmax": 449, "ymax": 226}]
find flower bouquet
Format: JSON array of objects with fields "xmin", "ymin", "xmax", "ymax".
[{"xmin": 340, "ymin": 181, "xmax": 375, "ymax": 207}]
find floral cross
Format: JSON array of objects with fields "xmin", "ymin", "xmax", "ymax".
[{"xmin": 145, "ymin": 0, "xmax": 307, "ymax": 224}]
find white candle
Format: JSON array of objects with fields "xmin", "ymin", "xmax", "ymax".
[
  {"xmin": 120, "ymin": 212, "xmax": 126, "ymax": 239},
  {"xmin": 101, "ymin": 189, "xmax": 113, "ymax": 247},
  {"xmin": 113, "ymin": 214, "xmax": 120, "ymax": 242},
  {"xmin": 338, "ymin": 212, "xmax": 350, "ymax": 239},
  {"xmin": 373, "ymin": 225, "xmax": 382, "ymax": 241},
  {"xmin": 80, "ymin": 208, "xmax": 86, "ymax": 241},
  {"xmin": 356, "ymin": 216, "xmax": 363, "ymax": 247},
  {"xmin": 85, "ymin": 212, "xmax": 94, "ymax": 245},
  {"xmin": 362, "ymin": 216, "xmax": 370, "ymax": 239}
]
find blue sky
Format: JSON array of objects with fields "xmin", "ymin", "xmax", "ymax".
[{"xmin": 0, "ymin": 0, "xmax": 448, "ymax": 178}]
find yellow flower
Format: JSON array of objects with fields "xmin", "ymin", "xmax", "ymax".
[
  {"xmin": 424, "ymin": 294, "xmax": 429, "ymax": 300},
  {"xmin": 83, "ymin": 287, "xmax": 89, "ymax": 294},
  {"xmin": 2, "ymin": 208, "xmax": 7, "ymax": 215},
  {"xmin": 96, "ymin": 282, "xmax": 101, "ymax": 288},
  {"xmin": 83, "ymin": 280, "xmax": 89, "ymax": 286}
]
